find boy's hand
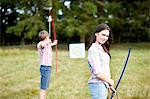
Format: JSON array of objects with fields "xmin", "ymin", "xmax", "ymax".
[
  {"xmin": 51, "ymin": 40, "xmax": 58, "ymax": 46},
  {"xmin": 53, "ymin": 40, "xmax": 58, "ymax": 45}
]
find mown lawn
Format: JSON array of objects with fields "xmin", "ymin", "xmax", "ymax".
[{"xmin": 0, "ymin": 43, "xmax": 149, "ymax": 99}]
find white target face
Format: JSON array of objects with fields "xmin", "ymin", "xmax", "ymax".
[
  {"xmin": 73, "ymin": 47, "xmax": 82, "ymax": 56},
  {"xmin": 69, "ymin": 43, "xmax": 85, "ymax": 58}
]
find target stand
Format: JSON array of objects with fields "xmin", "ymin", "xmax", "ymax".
[{"xmin": 69, "ymin": 43, "xmax": 85, "ymax": 58}]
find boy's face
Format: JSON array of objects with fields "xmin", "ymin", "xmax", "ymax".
[
  {"xmin": 39, "ymin": 35, "xmax": 46, "ymax": 41},
  {"xmin": 39, "ymin": 32, "xmax": 49, "ymax": 41}
]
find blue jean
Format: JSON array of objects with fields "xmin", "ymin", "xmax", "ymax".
[
  {"xmin": 40, "ymin": 65, "xmax": 51, "ymax": 90},
  {"xmin": 89, "ymin": 82, "xmax": 108, "ymax": 99}
]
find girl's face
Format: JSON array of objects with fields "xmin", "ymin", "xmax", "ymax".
[{"xmin": 95, "ymin": 29, "xmax": 109, "ymax": 45}]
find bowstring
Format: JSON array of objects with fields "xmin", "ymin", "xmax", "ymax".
[
  {"xmin": 113, "ymin": 55, "xmax": 127, "ymax": 98},
  {"xmin": 114, "ymin": 55, "xmax": 126, "ymax": 80}
]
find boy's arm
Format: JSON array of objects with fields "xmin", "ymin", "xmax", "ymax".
[
  {"xmin": 51, "ymin": 40, "xmax": 58, "ymax": 46},
  {"xmin": 39, "ymin": 40, "xmax": 52, "ymax": 48},
  {"xmin": 37, "ymin": 42, "xmax": 42, "ymax": 49}
]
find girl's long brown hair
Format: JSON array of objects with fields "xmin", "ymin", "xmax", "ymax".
[{"xmin": 88, "ymin": 23, "xmax": 113, "ymax": 57}]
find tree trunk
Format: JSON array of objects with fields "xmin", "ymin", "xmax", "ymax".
[
  {"xmin": 20, "ymin": 31, "xmax": 25, "ymax": 45},
  {"xmin": 80, "ymin": 34, "xmax": 85, "ymax": 43}
]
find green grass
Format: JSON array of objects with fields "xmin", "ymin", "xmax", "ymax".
[{"xmin": 0, "ymin": 43, "xmax": 150, "ymax": 99}]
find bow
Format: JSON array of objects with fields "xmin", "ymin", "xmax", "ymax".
[
  {"xmin": 110, "ymin": 48, "xmax": 131, "ymax": 99},
  {"xmin": 44, "ymin": 1, "xmax": 58, "ymax": 74},
  {"xmin": 49, "ymin": 1, "xmax": 58, "ymax": 73},
  {"xmin": 51, "ymin": 0, "xmax": 58, "ymax": 74},
  {"xmin": 51, "ymin": 18, "xmax": 58, "ymax": 73}
]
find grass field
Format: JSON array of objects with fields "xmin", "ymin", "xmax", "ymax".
[{"xmin": 0, "ymin": 43, "xmax": 150, "ymax": 99}]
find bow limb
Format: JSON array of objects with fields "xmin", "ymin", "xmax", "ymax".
[
  {"xmin": 110, "ymin": 48, "xmax": 131, "ymax": 99},
  {"xmin": 52, "ymin": 18, "xmax": 58, "ymax": 73}
]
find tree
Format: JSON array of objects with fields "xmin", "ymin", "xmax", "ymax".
[
  {"xmin": 6, "ymin": 15, "xmax": 46, "ymax": 44},
  {"xmin": 1, "ymin": 0, "xmax": 48, "ymax": 45},
  {"xmin": 55, "ymin": 0, "xmax": 99, "ymax": 43},
  {"xmin": 55, "ymin": 0, "xmax": 150, "ymax": 43},
  {"xmin": 1, "ymin": 0, "xmax": 18, "ymax": 45},
  {"xmin": 1, "ymin": 0, "xmax": 149, "ymax": 45},
  {"xmin": 103, "ymin": 0, "xmax": 150, "ymax": 42}
]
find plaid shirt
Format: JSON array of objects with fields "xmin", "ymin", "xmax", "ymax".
[
  {"xmin": 37, "ymin": 40, "xmax": 52, "ymax": 66},
  {"xmin": 88, "ymin": 43, "xmax": 111, "ymax": 84}
]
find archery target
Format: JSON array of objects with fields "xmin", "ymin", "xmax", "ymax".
[{"xmin": 69, "ymin": 43, "xmax": 85, "ymax": 58}]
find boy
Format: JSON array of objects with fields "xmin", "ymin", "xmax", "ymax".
[{"xmin": 37, "ymin": 30, "xmax": 57, "ymax": 99}]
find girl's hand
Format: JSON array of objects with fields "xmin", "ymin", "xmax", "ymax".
[
  {"xmin": 108, "ymin": 86, "xmax": 116, "ymax": 96},
  {"xmin": 108, "ymin": 79, "xmax": 114, "ymax": 86},
  {"xmin": 108, "ymin": 87, "xmax": 113, "ymax": 93}
]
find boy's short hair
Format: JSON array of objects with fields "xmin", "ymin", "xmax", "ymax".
[{"xmin": 39, "ymin": 30, "xmax": 49, "ymax": 41}]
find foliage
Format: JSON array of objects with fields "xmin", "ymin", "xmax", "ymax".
[
  {"xmin": 56, "ymin": 0, "xmax": 150, "ymax": 43},
  {"xmin": 98, "ymin": 0, "xmax": 150, "ymax": 43},
  {"xmin": 6, "ymin": 14, "xmax": 46, "ymax": 44},
  {"xmin": 55, "ymin": 1, "xmax": 98, "ymax": 42},
  {"xmin": 0, "ymin": 0, "xmax": 150, "ymax": 45},
  {"xmin": 1, "ymin": 0, "xmax": 47, "ymax": 44}
]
